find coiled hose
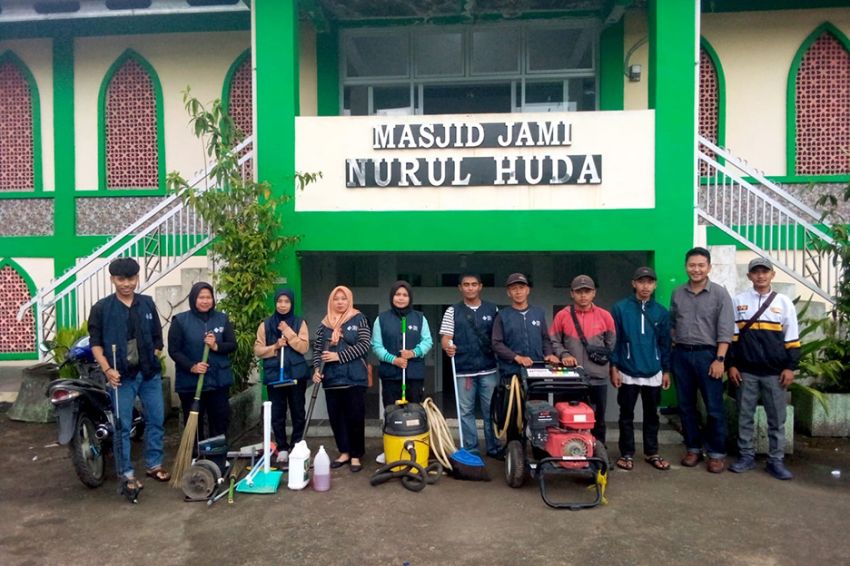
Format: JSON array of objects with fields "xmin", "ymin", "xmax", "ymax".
[
  {"xmin": 369, "ymin": 439, "xmax": 443, "ymax": 492},
  {"xmin": 422, "ymin": 397, "xmax": 456, "ymax": 470},
  {"xmin": 493, "ymin": 374, "xmax": 524, "ymax": 442}
]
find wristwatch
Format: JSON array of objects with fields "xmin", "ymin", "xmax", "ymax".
[{"xmin": 715, "ymin": 355, "xmax": 725, "ymax": 363}]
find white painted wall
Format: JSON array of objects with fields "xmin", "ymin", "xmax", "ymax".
[{"xmin": 0, "ymin": 38, "xmax": 55, "ymax": 191}]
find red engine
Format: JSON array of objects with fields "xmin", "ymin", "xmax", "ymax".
[{"xmin": 543, "ymin": 401, "xmax": 596, "ymax": 469}]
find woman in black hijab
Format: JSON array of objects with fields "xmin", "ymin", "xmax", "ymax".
[
  {"xmin": 253, "ymin": 288, "xmax": 310, "ymax": 467},
  {"xmin": 371, "ymin": 280, "xmax": 434, "ymax": 407},
  {"xmin": 168, "ymin": 282, "xmax": 236, "ymax": 440}
]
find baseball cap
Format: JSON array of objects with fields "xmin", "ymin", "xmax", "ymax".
[
  {"xmin": 748, "ymin": 257, "xmax": 773, "ymax": 272},
  {"xmin": 571, "ymin": 274, "xmax": 596, "ymax": 290},
  {"xmin": 632, "ymin": 266, "xmax": 657, "ymax": 281},
  {"xmin": 505, "ymin": 273, "xmax": 530, "ymax": 287}
]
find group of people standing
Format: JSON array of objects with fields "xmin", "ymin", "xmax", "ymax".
[{"xmin": 90, "ymin": 245, "xmax": 801, "ymax": 495}]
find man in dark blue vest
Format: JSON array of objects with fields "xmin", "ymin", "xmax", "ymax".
[
  {"xmin": 89, "ymin": 258, "xmax": 168, "ymax": 494},
  {"xmin": 492, "ymin": 272, "xmax": 560, "ymax": 379},
  {"xmin": 440, "ymin": 274, "xmax": 501, "ymax": 458}
]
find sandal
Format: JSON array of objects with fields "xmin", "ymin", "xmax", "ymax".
[
  {"xmin": 616, "ymin": 456, "xmax": 634, "ymax": 471},
  {"xmin": 645, "ymin": 455, "xmax": 670, "ymax": 471},
  {"xmin": 125, "ymin": 477, "xmax": 143, "ymax": 490},
  {"xmin": 145, "ymin": 467, "xmax": 171, "ymax": 482}
]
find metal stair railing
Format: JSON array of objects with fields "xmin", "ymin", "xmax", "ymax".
[
  {"xmin": 18, "ymin": 136, "xmax": 254, "ymax": 353},
  {"xmin": 697, "ymin": 135, "xmax": 837, "ymax": 304}
]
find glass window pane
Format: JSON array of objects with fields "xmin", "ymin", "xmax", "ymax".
[
  {"xmin": 524, "ymin": 81, "xmax": 565, "ymax": 112},
  {"xmin": 374, "ymin": 85, "xmax": 413, "ymax": 116},
  {"xmin": 566, "ymin": 77, "xmax": 596, "ymax": 111},
  {"xmin": 471, "ymin": 28, "xmax": 519, "ymax": 74},
  {"xmin": 343, "ymin": 85, "xmax": 369, "ymax": 116},
  {"xmin": 422, "ymin": 83, "xmax": 512, "ymax": 115},
  {"xmin": 527, "ymin": 27, "xmax": 594, "ymax": 72},
  {"xmin": 345, "ymin": 33, "xmax": 409, "ymax": 78},
  {"xmin": 415, "ymin": 31, "xmax": 463, "ymax": 77}
]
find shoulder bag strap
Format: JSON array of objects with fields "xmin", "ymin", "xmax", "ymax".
[
  {"xmin": 739, "ymin": 292, "xmax": 777, "ymax": 335},
  {"xmin": 569, "ymin": 306, "xmax": 589, "ymax": 348}
]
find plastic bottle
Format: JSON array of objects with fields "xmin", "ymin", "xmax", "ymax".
[
  {"xmin": 313, "ymin": 445, "xmax": 331, "ymax": 492},
  {"xmin": 287, "ymin": 440, "xmax": 311, "ymax": 490}
]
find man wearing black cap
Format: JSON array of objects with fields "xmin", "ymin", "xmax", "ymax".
[
  {"xmin": 492, "ymin": 273, "xmax": 560, "ymax": 380},
  {"xmin": 609, "ymin": 267, "xmax": 672, "ymax": 471},
  {"xmin": 550, "ymin": 274, "xmax": 616, "ymax": 444},
  {"xmin": 88, "ymin": 257, "xmax": 168, "ymax": 494},
  {"xmin": 727, "ymin": 257, "xmax": 800, "ymax": 480}
]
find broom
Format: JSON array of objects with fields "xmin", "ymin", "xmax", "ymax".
[{"xmin": 170, "ymin": 344, "xmax": 210, "ymax": 488}]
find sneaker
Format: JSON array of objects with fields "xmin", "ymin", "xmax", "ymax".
[
  {"xmin": 729, "ymin": 456, "xmax": 756, "ymax": 473},
  {"xmin": 375, "ymin": 452, "xmax": 386, "ymax": 465},
  {"xmin": 276, "ymin": 450, "xmax": 289, "ymax": 470},
  {"xmin": 766, "ymin": 460, "xmax": 793, "ymax": 480}
]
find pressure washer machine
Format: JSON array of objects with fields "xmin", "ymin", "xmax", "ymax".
[{"xmin": 493, "ymin": 363, "xmax": 609, "ymax": 510}]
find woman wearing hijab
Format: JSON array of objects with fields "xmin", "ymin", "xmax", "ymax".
[
  {"xmin": 253, "ymin": 288, "xmax": 310, "ymax": 467},
  {"xmin": 372, "ymin": 280, "xmax": 434, "ymax": 407},
  {"xmin": 168, "ymin": 282, "xmax": 236, "ymax": 440},
  {"xmin": 313, "ymin": 286, "xmax": 372, "ymax": 473}
]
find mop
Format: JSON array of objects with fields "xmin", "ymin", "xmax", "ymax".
[{"xmin": 236, "ymin": 401, "xmax": 283, "ymax": 494}]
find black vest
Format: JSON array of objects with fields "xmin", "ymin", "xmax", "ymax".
[
  {"xmin": 497, "ymin": 305, "xmax": 547, "ymax": 376},
  {"xmin": 172, "ymin": 310, "xmax": 233, "ymax": 392},
  {"xmin": 99, "ymin": 293, "xmax": 160, "ymax": 379},
  {"xmin": 377, "ymin": 310, "xmax": 425, "ymax": 381},
  {"xmin": 321, "ymin": 313, "xmax": 369, "ymax": 388},
  {"xmin": 262, "ymin": 316, "xmax": 308, "ymax": 384},
  {"xmin": 452, "ymin": 301, "xmax": 498, "ymax": 374}
]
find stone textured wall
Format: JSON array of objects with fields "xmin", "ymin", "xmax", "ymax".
[
  {"xmin": 75, "ymin": 196, "xmax": 168, "ymax": 235},
  {"xmin": 0, "ymin": 199, "xmax": 52, "ymax": 235}
]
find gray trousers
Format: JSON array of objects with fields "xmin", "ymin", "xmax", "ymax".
[{"xmin": 737, "ymin": 371, "xmax": 787, "ymax": 461}]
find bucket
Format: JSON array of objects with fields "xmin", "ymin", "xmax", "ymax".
[{"xmin": 287, "ymin": 440, "xmax": 311, "ymax": 490}]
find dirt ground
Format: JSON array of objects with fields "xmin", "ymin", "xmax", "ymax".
[{"xmin": 1, "ymin": 409, "xmax": 849, "ymax": 566}]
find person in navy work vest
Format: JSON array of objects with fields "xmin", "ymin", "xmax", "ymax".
[
  {"xmin": 88, "ymin": 257, "xmax": 169, "ymax": 493},
  {"xmin": 372, "ymin": 280, "xmax": 434, "ymax": 407},
  {"xmin": 168, "ymin": 282, "xmax": 236, "ymax": 444},
  {"xmin": 491, "ymin": 273, "xmax": 560, "ymax": 380},
  {"xmin": 440, "ymin": 273, "xmax": 501, "ymax": 458},
  {"xmin": 253, "ymin": 288, "xmax": 311, "ymax": 468},
  {"xmin": 312, "ymin": 286, "xmax": 372, "ymax": 473}
]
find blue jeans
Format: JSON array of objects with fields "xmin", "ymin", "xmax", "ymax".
[
  {"xmin": 113, "ymin": 372, "xmax": 165, "ymax": 479},
  {"xmin": 672, "ymin": 348, "xmax": 727, "ymax": 459},
  {"xmin": 455, "ymin": 371, "xmax": 499, "ymax": 455}
]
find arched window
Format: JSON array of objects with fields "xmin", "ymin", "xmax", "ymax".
[
  {"xmin": 698, "ymin": 40, "xmax": 725, "ymax": 176},
  {"xmin": 0, "ymin": 52, "xmax": 41, "ymax": 192},
  {"xmin": 223, "ymin": 50, "xmax": 253, "ymax": 141},
  {"xmin": 790, "ymin": 25, "xmax": 850, "ymax": 176},
  {"xmin": 0, "ymin": 259, "xmax": 36, "ymax": 355},
  {"xmin": 99, "ymin": 50, "xmax": 164, "ymax": 189}
]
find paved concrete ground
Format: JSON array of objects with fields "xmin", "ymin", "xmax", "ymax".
[{"xmin": 1, "ymin": 406, "xmax": 849, "ymax": 566}]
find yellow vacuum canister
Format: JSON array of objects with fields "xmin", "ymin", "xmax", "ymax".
[{"xmin": 383, "ymin": 402, "xmax": 430, "ymax": 471}]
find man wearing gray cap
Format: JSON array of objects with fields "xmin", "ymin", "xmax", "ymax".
[
  {"xmin": 550, "ymin": 274, "xmax": 616, "ymax": 444},
  {"xmin": 727, "ymin": 257, "xmax": 800, "ymax": 480}
]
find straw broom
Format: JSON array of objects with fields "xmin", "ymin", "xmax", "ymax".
[{"xmin": 170, "ymin": 344, "xmax": 210, "ymax": 487}]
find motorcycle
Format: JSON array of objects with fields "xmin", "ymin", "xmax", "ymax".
[{"xmin": 46, "ymin": 336, "xmax": 144, "ymax": 493}]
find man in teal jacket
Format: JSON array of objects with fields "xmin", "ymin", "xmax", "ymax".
[{"xmin": 610, "ymin": 267, "xmax": 672, "ymax": 471}]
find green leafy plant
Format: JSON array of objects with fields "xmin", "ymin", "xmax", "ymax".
[
  {"xmin": 44, "ymin": 323, "xmax": 89, "ymax": 379},
  {"xmin": 167, "ymin": 89, "xmax": 319, "ymax": 392}
]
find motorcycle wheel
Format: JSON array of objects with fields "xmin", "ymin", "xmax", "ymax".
[{"xmin": 70, "ymin": 414, "xmax": 106, "ymax": 488}]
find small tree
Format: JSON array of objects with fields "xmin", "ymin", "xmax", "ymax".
[{"xmin": 167, "ymin": 90, "xmax": 319, "ymax": 391}]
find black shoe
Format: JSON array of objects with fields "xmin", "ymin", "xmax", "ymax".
[
  {"xmin": 330, "ymin": 458, "xmax": 350, "ymax": 469},
  {"xmin": 350, "ymin": 463, "xmax": 363, "ymax": 473},
  {"xmin": 487, "ymin": 449, "xmax": 505, "ymax": 461}
]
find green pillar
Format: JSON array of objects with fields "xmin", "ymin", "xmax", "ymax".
[
  {"xmin": 253, "ymin": 0, "xmax": 302, "ymax": 303},
  {"xmin": 316, "ymin": 30, "xmax": 339, "ymax": 117},
  {"xmin": 599, "ymin": 19, "xmax": 625, "ymax": 111},
  {"xmin": 648, "ymin": 0, "xmax": 698, "ymax": 407}
]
